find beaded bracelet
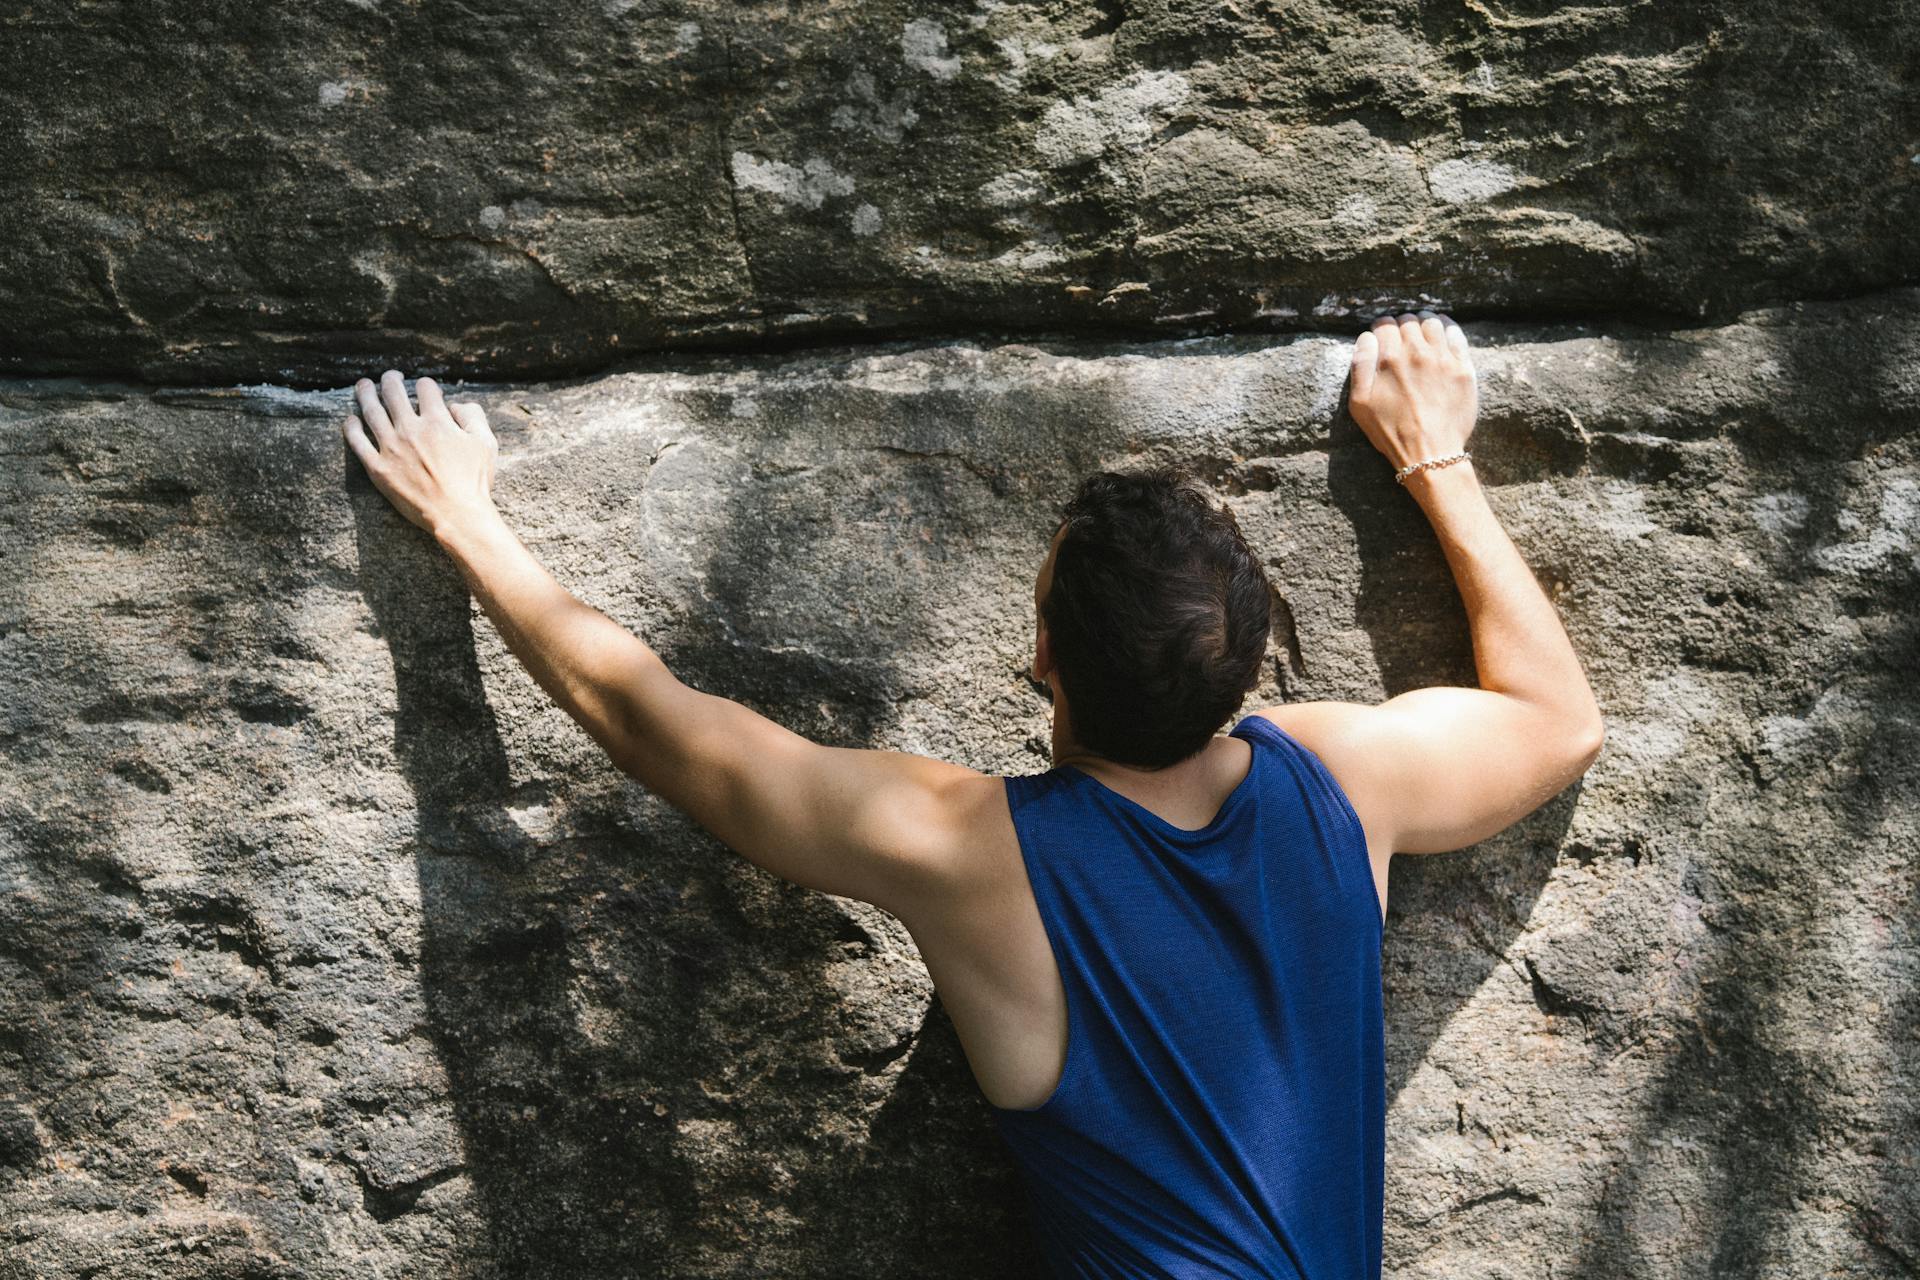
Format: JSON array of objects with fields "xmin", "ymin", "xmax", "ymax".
[{"xmin": 1393, "ymin": 450, "xmax": 1471, "ymax": 485}]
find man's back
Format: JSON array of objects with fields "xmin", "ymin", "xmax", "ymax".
[
  {"xmin": 1003, "ymin": 713, "xmax": 1383, "ymax": 1278},
  {"xmin": 896, "ymin": 713, "xmax": 1386, "ymax": 1278}
]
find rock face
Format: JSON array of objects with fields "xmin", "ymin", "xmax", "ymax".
[
  {"xmin": 4, "ymin": 1, "xmax": 1918, "ymax": 384},
  {"xmin": 5, "ymin": 1, "xmax": 1920, "ymax": 1274},
  {"xmin": 2, "ymin": 291, "xmax": 1917, "ymax": 1276}
]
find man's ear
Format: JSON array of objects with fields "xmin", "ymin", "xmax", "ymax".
[{"xmin": 1031, "ymin": 621, "xmax": 1053, "ymax": 684}]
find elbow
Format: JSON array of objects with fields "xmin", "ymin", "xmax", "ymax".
[
  {"xmin": 1524, "ymin": 696, "xmax": 1605, "ymax": 776},
  {"xmin": 1568, "ymin": 713, "xmax": 1606, "ymax": 773}
]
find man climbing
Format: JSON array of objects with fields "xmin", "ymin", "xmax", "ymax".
[{"xmin": 342, "ymin": 309, "xmax": 1605, "ymax": 1278}]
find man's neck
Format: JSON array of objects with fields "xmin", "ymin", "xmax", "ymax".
[{"xmin": 1050, "ymin": 713, "xmax": 1200, "ymax": 784}]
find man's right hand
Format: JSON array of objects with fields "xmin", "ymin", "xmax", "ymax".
[{"xmin": 1347, "ymin": 311, "xmax": 1478, "ymax": 472}]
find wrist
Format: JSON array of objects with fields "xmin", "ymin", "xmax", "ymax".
[
  {"xmin": 431, "ymin": 500, "xmax": 506, "ymax": 550},
  {"xmin": 1391, "ymin": 446, "xmax": 1470, "ymax": 482},
  {"xmin": 1400, "ymin": 456, "xmax": 1480, "ymax": 503}
]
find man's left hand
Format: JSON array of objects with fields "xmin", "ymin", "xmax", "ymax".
[{"xmin": 343, "ymin": 370, "xmax": 499, "ymax": 537}]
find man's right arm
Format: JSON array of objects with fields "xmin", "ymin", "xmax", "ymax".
[
  {"xmin": 1255, "ymin": 312, "xmax": 1604, "ymax": 859},
  {"xmin": 1258, "ymin": 460, "xmax": 1603, "ymax": 857}
]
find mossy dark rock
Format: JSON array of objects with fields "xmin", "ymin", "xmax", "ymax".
[{"xmin": 3, "ymin": 1, "xmax": 1916, "ymax": 384}]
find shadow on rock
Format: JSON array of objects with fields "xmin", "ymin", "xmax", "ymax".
[
  {"xmin": 348, "ymin": 468, "xmax": 708, "ymax": 1274},
  {"xmin": 1556, "ymin": 323, "xmax": 1920, "ymax": 1273}
]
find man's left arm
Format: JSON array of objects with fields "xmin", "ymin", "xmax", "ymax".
[{"xmin": 343, "ymin": 370, "xmax": 977, "ymax": 918}]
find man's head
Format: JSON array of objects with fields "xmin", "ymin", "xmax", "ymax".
[{"xmin": 1032, "ymin": 467, "xmax": 1273, "ymax": 770}]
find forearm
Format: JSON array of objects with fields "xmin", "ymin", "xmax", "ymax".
[
  {"xmin": 1403, "ymin": 463, "xmax": 1601, "ymax": 730},
  {"xmin": 432, "ymin": 504, "xmax": 677, "ymax": 768}
]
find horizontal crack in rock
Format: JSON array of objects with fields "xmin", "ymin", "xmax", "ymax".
[{"xmin": 7, "ymin": 283, "xmax": 1917, "ymax": 390}]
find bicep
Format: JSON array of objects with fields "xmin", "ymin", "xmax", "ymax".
[
  {"xmin": 611, "ymin": 675, "xmax": 975, "ymax": 913},
  {"xmin": 1258, "ymin": 689, "xmax": 1602, "ymax": 856}
]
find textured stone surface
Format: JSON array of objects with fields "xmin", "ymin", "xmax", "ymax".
[
  {"xmin": 2, "ymin": 291, "xmax": 1916, "ymax": 1276},
  {"xmin": 5, "ymin": 1, "xmax": 1918, "ymax": 384}
]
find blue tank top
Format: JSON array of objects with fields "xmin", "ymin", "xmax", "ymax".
[{"xmin": 989, "ymin": 712, "xmax": 1385, "ymax": 1279}]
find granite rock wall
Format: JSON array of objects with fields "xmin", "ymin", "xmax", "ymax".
[
  {"xmin": 4, "ymin": 1, "xmax": 1919, "ymax": 1276},
  {"xmin": 3, "ymin": 292, "xmax": 1918, "ymax": 1276}
]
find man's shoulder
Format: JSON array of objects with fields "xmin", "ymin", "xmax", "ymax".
[
  {"xmin": 1244, "ymin": 702, "xmax": 1399, "ymax": 794},
  {"xmin": 938, "ymin": 767, "xmax": 1022, "ymax": 852},
  {"xmin": 1242, "ymin": 701, "xmax": 1373, "ymax": 760},
  {"xmin": 871, "ymin": 763, "xmax": 1023, "ymax": 928},
  {"xmin": 1240, "ymin": 703, "xmax": 1395, "ymax": 858}
]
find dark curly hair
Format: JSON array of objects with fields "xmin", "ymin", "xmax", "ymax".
[{"xmin": 1042, "ymin": 466, "xmax": 1273, "ymax": 769}]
